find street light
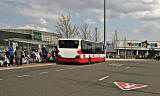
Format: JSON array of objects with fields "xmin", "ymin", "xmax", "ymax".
[{"xmin": 104, "ymin": 0, "xmax": 106, "ymax": 57}]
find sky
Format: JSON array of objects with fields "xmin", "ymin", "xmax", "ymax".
[{"xmin": 0, "ymin": 0, "xmax": 160, "ymax": 41}]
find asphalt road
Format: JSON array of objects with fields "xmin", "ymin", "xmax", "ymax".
[{"xmin": 0, "ymin": 60, "xmax": 160, "ymax": 96}]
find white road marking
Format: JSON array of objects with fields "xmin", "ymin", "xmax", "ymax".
[
  {"xmin": 109, "ymin": 63, "xmax": 123, "ymax": 67},
  {"xmin": 40, "ymin": 71, "xmax": 49, "ymax": 74},
  {"xmin": 17, "ymin": 75, "xmax": 30, "ymax": 78},
  {"xmin": 125, "ymin": 67, "xmax": 131, "ymax": 69},
  {"xmin": 77, "ymin": 66, "xmax": 85, "ymax": 68},
  {"xmin": 56, "ymin": 69, "xmax": 64, "ymax": 71},
  {"xmin": 0, "ymin": 78, "xmax": 3, "ymax": 81},
  {"xmin": 68, "ymin": 67, "xmax": 76, "ymax": 69},
  {"xmin": 99, "ymin": 76, "xmax": 109, "ymax": 81}
]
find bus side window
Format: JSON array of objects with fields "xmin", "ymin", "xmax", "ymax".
[
  {"xmin": 81, "ymin": 41, "xmax": 85, "ymax": 54},
  {"xmin": 92, "ymin": 43, "xmax": 96, "ymax": 54},
  {"xmin": 81, "ymin": 41, "xmax": 88, "ymax": 54},
  {"xmin": 99, "ymin": 44, "xmax": 104, "ymax": 54},
  {"xmin": 102, "ymin": 45, "xmax": 105, "ymax": 53},
  {"xmin": 85, "ymin": 43, "xmax": 88, "ymax": 53},
  {"xmin": 86, "ymin": 43, "xmax": 91, "ymax": 54},
  {"xmin": 95, "ymin": 45, "xmax": 99, "ymax": 54}
]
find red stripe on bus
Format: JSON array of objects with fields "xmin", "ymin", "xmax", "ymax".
[
  {"xmin": 58, "ymin": 58, "xmax": 89, "ymax": 63},
  {"xmin": 91, "ymin": 58, "xmax": 105, "ymax": 62},
  {"xmin": 58, "ymin": 58, "xmax": 105, "ymax": 63}
]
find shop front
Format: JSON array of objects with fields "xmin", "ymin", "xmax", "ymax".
[
  {"xmin": 116, "ymin": 40, "xmax": 160, "ymax": 57},
  {"xmin": 4, "ymin": 38, "xmax": 55, "ymax": 53}
]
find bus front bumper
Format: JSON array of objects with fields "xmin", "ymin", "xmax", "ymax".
[{"xmin": 57, "ymin": 58, "xmax": 89, "ymax": 63}]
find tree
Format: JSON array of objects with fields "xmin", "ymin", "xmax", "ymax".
[
  {"xmin": 79, "ymin": 25, "xmax": 102, "ymax": 42},
  {"xmin": 55, "ymin": 14, "xmax": 79, "ymax": 38},
  {"xmin": 79, "ymin": 23, "xmax": 92, "ymax": 40},
  {"xmin": 90, "ymin": 27, "xmax": 102, "ymax": 42},
  {"xmin": 113, "ymin": 30, "xmax": 119, "ymax": 55}
]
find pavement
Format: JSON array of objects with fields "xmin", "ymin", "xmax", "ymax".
[
  {"xmin": 0, "ymin": 58, "xmax": 155, "ymax": 70},
  {"xmin": 0, "ymin": 63, "xmax": 56, "ymax": 71},
  {"xmin": 105, "ymin": 58, "xmax": 154, "ymax": 61},
  {"xmin": 0, "ymin": 58, "xmax": 155, "ymax": 71},
  {"xmin": 0, "ymin": 59, "xmax": 160, "ymax": 96}
]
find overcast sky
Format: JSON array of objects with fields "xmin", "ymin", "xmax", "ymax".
[{"xmin": 0, "ymin": 0, "xmax": 160, "ymax": 41}]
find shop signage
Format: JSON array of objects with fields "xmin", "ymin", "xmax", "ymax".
[
  {"xmin": 128, "ymin": 42, "xmax": 141, "ymax": 47},
  {"xmin": 150, "ymin": 43, "xmax": 158, "ymax": 47},
  {"xmin": 34, "ymin": 32, "xmax": 42, "ymax": 41},
  {"xmin": 141, "ymin": 40, "xmax": 149, "ymax": 48},
  {"xmin": 114, "ymin": 82, "xmax": 148, "ymax": 90},
  {"xmin": 128, "ymin": 41, "xmax": 158, "ymax": 48}
]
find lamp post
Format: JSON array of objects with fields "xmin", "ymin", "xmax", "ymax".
[{"xmin": 104, "ymin": 0, "xmax": 106, "ymax": 57}]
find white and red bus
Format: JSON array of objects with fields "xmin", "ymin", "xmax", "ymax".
[{"xmin": 57, "ymin": 39, "xmax": 105, "ymax": 63}]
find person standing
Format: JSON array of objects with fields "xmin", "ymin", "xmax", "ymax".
[
  {"xmin": 52, "ymin": 49, "xmax": 56, "ymax": 62},
  {"xmin": 52, "ymin": 48, "xmax": 57, "ymax": 62},
  {"xmin": 8, "ymin": 42, "xmax": 14, "ymax": 66},
  {"xmin": 20, "ymin": 46, "xmax": 24, "ymax": 66},
  {"xmin": 15, "ymin": 46, "xmax": 22, "ymax": 66},
  {"xmin": 42, "ymin": 45, "xmax": 48, "ymax": 63}
]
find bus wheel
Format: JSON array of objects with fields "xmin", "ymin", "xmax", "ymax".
[
  {"xmin": 56, "ymin": 61, "xmax": 61, "ymax": 64},
  {"xmin": 103, "ymin": 58, "xmax": 105, "ymax": 62}
]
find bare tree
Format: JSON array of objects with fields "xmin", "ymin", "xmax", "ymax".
[
  {"xmin": 79, "ymin": 23, "xmax": 92, "ymax": 40},
  {"xmin": 79, "ymin": 24, "xmax": 102, "ymax": 42},
  {"xmin": 55, "ymin": 14, "xmax": 79, "ymax": 38},
  {"xmin": 113, "ymin": 30, "xmax": 120, "ymax": 55},
  {"xmin": 90, "ymin": 27, "xmax": 102, "ymax": 42}
]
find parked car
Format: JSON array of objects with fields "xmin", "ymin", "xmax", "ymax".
[
  {"xmin": 136, "ymin": 55, "xmax": 144, "ymax": 59},
  {"xmin": 154, "ymin": 55, "xmax": 160, "ymax": 61}
]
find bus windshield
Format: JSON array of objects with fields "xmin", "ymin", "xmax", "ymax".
[{"xmin": 59, "ymin": 40, "xmax": 79, "ymax": 48}]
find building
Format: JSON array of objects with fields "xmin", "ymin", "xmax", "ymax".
[
  {"xmin": 107, "ymin": 40, "xmax": 160, "ymax": 58},
  {"xmin": 106, "ymin": 42, "xmax": 116, "ymax": 58},
  {"xmin": 0, "ymin": 29, "xmax": 61, "ymax": 53}
]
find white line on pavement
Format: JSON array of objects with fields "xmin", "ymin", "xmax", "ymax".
[
  {"xmin": 68, "ymin": 67, "xmax": 76, "ymax": 69},
  {"xmin": 56, "ymin": 69, "xmax": 64, "ymax": 71},
  {"xmin": 99, "ymin": 76, "xmax": 109, "ymax": 81},
  {"xmin": 17, "ymin": 75, "xmax": 30, "ymax": 78},
  {"xmin": 77, "ymin": 66, "xmax": 85, "ymax": 68},
  {"xmin": 0, "ymin": 78, "xmax": 3, "ymax": 81},
  {"xmin": 40, "ymin": 71, "xmax": 50, "ymax": 74},
  {"xmin": 125, "ymin": 67, "xmax": 131, "ymax": 70},
  {"xmin": 109, "ymin": 63, "xmax": 124, "ymax": 67}
]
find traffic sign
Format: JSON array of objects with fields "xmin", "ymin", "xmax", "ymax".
[{"xmin": 114, "ymin": 82, "xmax": 148, "ymax": 90}]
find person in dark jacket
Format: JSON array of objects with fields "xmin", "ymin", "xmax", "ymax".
[
  {"xmin": 52, "ymin": 47, "xmax": 58, "ymax": 62},
  {"xmin": 15, "ymin": 46, "xmax": 22, "ymax": 66},
  {"xmin": 8, "ymin": 42, "xmax": 14, "ymax": 66}
]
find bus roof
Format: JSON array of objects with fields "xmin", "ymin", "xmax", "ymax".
[
  {"xmin": 58, "ymin": 38, "xmax": 104, "ymax": 44},
  {"xmin": 58, "ymin": 38, "xmax": 82, "ymax": 41}
]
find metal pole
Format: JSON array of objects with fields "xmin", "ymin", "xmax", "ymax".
[
  {"xmin": 95, "ymin": 27, "xmax": 98, "ymax": 42},
  {"xmin": 104, "ymin": 0, "xmax": 106, "ymax": 57}
]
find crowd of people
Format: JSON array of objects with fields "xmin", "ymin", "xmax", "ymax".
[{"xmin": 0, "ymin": 42, "xmax": 58, "ymax": 67}]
